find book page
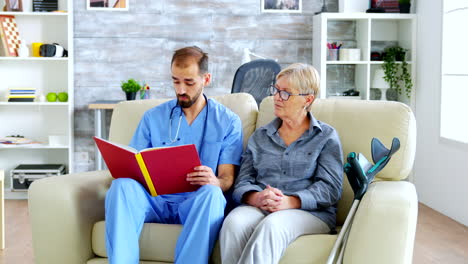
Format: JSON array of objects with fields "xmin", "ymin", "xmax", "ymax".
[
  {"xmin": 140, "ymin": 146, "xmax": 165, "ymax": 152},
  {"xmin": 95, "ymin": 137, "xmax": 138, "ymax": 153},
  {"xmin": 140, "ymin": 144, "xmax": 192, "ymax": 153}
]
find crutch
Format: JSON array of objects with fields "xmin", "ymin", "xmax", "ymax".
[{"xmin": 326, "ymin": 137, "xmax": 401, "ymax": 264}]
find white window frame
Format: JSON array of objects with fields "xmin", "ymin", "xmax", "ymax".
[{"xmin": 440, "ymin": 2, "xmax": 468, "ymax": 145}]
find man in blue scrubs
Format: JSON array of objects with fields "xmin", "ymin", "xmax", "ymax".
[{"xmin": 105, "ymin": 46, "xmax": 244, "ymax": 264}]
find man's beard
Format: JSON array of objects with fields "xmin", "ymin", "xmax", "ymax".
[{"xmin": 177, "ymin": 88, "xmax": 202, "ymax": 108}]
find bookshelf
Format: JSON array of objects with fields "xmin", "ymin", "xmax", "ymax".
[
  {"xmin": 312, "ymin": 13, "xmax": 417, "ymax": 108},
  {"xmin": 0, "ymin": 0, "xmax": 73, "ymax": 198}
]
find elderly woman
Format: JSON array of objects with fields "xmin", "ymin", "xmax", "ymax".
[{"xmin": 219, "ymin": 63, "xmax": 343, "ymax": 264}]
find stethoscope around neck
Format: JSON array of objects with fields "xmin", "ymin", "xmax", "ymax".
[{"xmin": 167, "ymin": 94, "xmax": 209, "ymax": 155}]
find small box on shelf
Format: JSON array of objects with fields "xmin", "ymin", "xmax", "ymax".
[{"xmin": 339, "ymin": 49, "xmax": 361, "ymax": 61}]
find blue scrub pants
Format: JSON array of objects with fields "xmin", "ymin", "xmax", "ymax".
[{"xmin": 105, "ymin": 178, "xmax": 226, "ymax": 264}]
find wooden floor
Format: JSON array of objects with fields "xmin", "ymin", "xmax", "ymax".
[
  {"xmin": 414, "ymin": 203, "xmax": 468, "ymax": 264},
  {"xmin": 0, "ymin": 201, "xmax": 467, "ymax": 264},
  {"xmin": 0, "ymin": 200, "xmax": 33, "ymax": 264}
]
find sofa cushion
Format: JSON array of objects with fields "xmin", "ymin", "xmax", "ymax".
[
  {"xmin": 109, "ymin": 93, "xmax": 258, "ymax": 148},
  {"xmin": 92, "ymin": 221, "xmax": 181, "ymax": 262},
  {"xmin": 91, "ymin": 221, "xmax": 337, "ymax": 264},
  {"xmin": 279, "ymin": 234, "xmax": 336, "ymax": 264},
  {"xmin": 87, "ymin": 259, "xmax": 165, "ymax": 264}
]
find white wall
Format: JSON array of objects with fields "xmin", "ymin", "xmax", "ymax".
[{"xmin": 414, "ymin": 0, "xmax": 468, "ymax": 226}]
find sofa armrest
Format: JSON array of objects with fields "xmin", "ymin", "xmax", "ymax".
[
  {"xmin": 28, "ymin": 170, "xmax": 113, "ymax": 264},
  {"xmin": 343, "ymin": 181, "xmax": 418, "ymax": 264}
]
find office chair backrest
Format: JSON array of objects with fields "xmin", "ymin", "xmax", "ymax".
[{"xmin": 231, "ymin": 59, "xmax": 281, "ymax": 106}]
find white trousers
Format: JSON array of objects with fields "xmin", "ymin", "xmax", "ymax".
[{"xmin": 220, "ymin": 205, "xmax": 330, "ymax": 264}]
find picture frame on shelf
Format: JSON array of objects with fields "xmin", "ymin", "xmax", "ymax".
[
  {"xmin": 261, "ymin": 0, "xmax": 302, "ymax": 13},
  {"xmin": 5, "ymin": 0, "xmax": 23, "ymax": 12},
  {"xmin": 87, "ymin": 0, "xmax": 128, "ymax": 11}
]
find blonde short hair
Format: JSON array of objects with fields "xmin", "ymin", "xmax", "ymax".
[{"xmin": 276, "ymin": 63, "xmax": 320, "ymax": 110}]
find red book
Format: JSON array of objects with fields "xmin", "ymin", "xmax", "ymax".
[{"xmin": 94, "ymin": 137, "xmax": 201, "ymax": 196}]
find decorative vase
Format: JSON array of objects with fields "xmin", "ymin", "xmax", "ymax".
[
  {"xmin": 399, "ymin": 3, "xmax": 411, "ymax": 13},
  {"xmin": 386, "ymin": 88, "xmax": 398, "ymax": 101},
  {"xmin": 125, "ymin": 92, "xmax": 136, "ymax": 100}
]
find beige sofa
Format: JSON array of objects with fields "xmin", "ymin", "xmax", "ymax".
[{"xmin": 29, "ymin": 93, "xmax": 417, "ymax": 264}]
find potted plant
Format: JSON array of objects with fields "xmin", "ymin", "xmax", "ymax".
[
  {"xmin": 381, "ymin": 46, "xmax": 413, "ymax": 98},
  {"xmin": 399, "ymin": 0, "xmax": 411, "ymax": 13},
  {"xmin": 121, "ymin": 79, "xmax": 141, "ymax": 100}
]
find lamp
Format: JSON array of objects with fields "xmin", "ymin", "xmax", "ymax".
[
  {"xmin": 372, "ymin": 68, "xmax": 390, "ymax": 101},
  {"xmin": 242, "ymin": 48, "xmax": 277, "ymax": 64}
]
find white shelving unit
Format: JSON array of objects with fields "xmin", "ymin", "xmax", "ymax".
[
  {"xmin": 312, "ymin": 13, "xmax": 417, "ymax": 108},
  {"xmin": 0, "ymin": 0, "xmax": 73, "ymax": 198}
]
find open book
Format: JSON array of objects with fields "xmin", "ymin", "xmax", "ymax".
[{"xmin": 94, "ymin": 137, "xmax": 201, "ymax": 196}]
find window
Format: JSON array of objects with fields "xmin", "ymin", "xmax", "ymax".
[{"xmin": 440, "ymin": 1, "xmax": 468, "ymax": 143}]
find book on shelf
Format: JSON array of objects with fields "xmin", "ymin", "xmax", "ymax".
[
  {"xmin": 8, "ymin": 93, "xmax": 36, "ymax": 102},
  {"xmin": 94, "ymin": 137, "xmax": 202, "ymax": 196},
  {"xmin": 0, "ymin": 136, "xmax": 41, "ymax": 145},
  {"xmin": 0, "ymin": 15, "xmax": 21, "ymax": 57},
  {"xmin": 7, "ymin": 88, "xmax": 36, "ymax": 102},
  {"xmin": 9, "ymin": 92, "xmax": 36, "ymax": 95},
  {"xmin": 8, "ymin": 98, "xmax": 35, "ymax": 102},
  {"xmin": 8, "ymin": 95, "xmax": 36, "ymax": 98},
  {"xmin": 9, "ymin": 88, "xmax": 36, "ymax": 93}
]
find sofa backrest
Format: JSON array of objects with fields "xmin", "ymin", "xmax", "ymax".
[
  {"xmin": 109, "ymin": 93, "xmax": 258, "ymax": 149},
  {"xmin": 257, "ymin": 96, "xmax": 416, "ymax": 225}
]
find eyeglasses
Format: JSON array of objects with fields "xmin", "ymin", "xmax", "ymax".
[{"xmin": 269, "ymin": 85, "xmax": 310, "ymax": 101}]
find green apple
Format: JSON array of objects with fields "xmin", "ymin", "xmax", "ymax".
[
  {"xmin": 58, "ymin": 92, "xmax": 68, "ymax": 102},
  {"xmin": 46, "ymin": 92, "xmax": 57, "ymax": 102}
]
